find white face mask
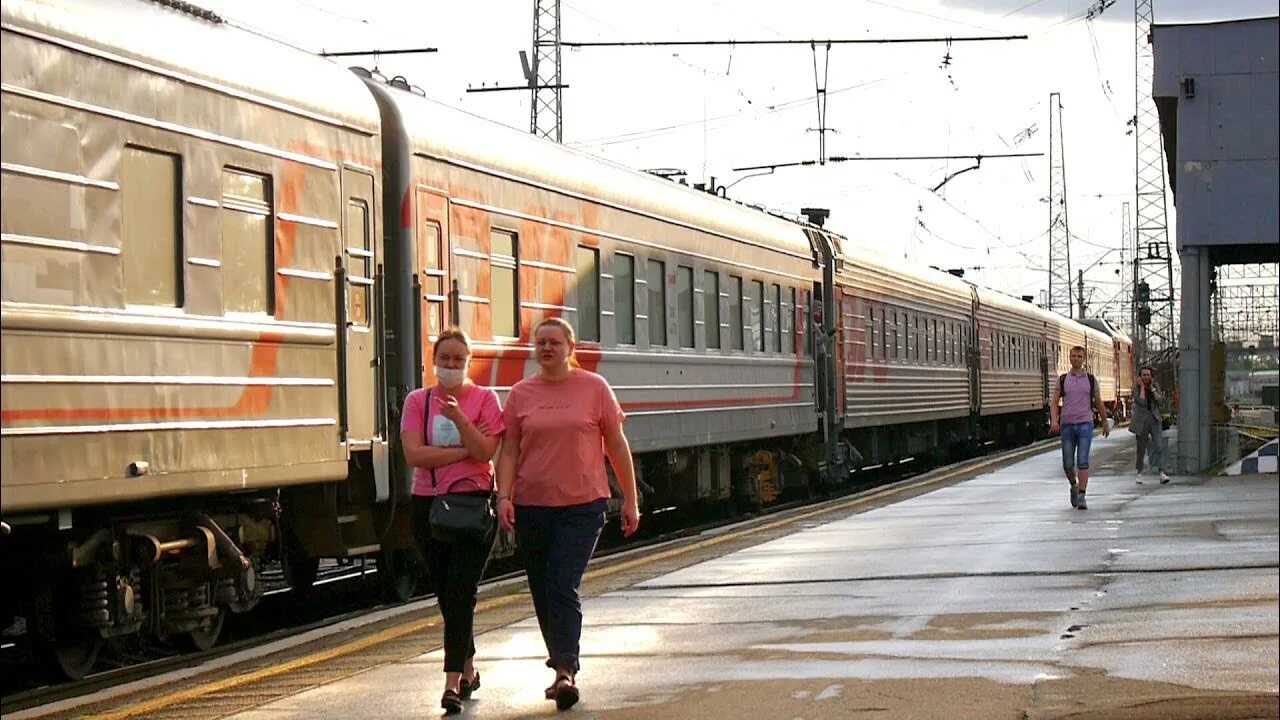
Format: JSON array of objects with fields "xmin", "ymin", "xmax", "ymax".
[{"xmin": 435, "ymin": 366, "xmax": 467, "ymax": 388}]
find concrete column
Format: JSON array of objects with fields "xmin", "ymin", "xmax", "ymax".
[{"xmin": 1177, "ymin": 246, "xmax": 1213, "ymax": 472}]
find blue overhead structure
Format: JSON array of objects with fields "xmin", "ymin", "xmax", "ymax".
[{"xmin": 1152, "ymin": 15, "xmax": 1279, "ymax": 471}]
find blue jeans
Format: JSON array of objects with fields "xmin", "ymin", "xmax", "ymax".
[
  {"xmin": 1061, "ymin": 421, "xmax": 1094, "ymax": 471},
  {"xmin": 515, "ymin": 499, "xmax": 608, "ymax": 674}
]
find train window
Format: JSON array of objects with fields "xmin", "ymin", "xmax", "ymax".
[
  {"xmin": 729, "ymin": 275, "xmax": 744, "ymax": 350},
  {"xmin": 647, "ymin": 258, "xmax": 666, "ymax": 346},
  {"xmin": 787, "ymin": 287, "xmax": 797, "ymax": 354},
  {"xmin": 614, "ymin": 253, "xmax": 635, "ymax": 344},
  {"xmin": 123, "ymin": 147, "xmax": 182, "ymax": 307},
  {"xmin": 422, "ymin": 221, "xmax": 444, "ymax": 336},
  {"xmin": 867, "ymin": 306, "xmax": 877, "ymax": 358},
  {"xmin": 932, "ymin": 319, "xmax": 939, "ymax": 363},
  {"xmin": 780, "ymin": 286, "xmax": 793, "ymax": 353},
  {"xmin": 903, "ymin": 313, "xmax": 910, "ymax": 360},
  {"xmin": 575, "ymin": 246, "xmax": 600, "ymax": 342},
  {"xmin": 882, "ymin": 307, "xmax": 889, "ymax": 360},
  {"xmin": 704, "ymin": 270, "xmax": 721, "ymax": 349},
  {"xmin": 748, "ymin": 280, "xmax": 765, "ymax": 352},
  {"xmin": 490, "ymin": 229, "xmax": 518, "ymax": 338},
  {"xmin": 677, "ymin": 265, "xmax": 694, "ymax": 348},
  {"xmin": 221, "ymin": 168, "xmax": 272, "ymax": 313},
  {"xmin": 770, "ymin": 284, "xmax": 782, "ymax": 353},
  {"xmin": 914, "ymin": 315, "xmax": 921, "ymax": 362},
  {"xmin": 891, "ymin": 311, "xmax": 900, "ymax": 359},
  {"xmin": 346, "ymin": 200, "xmax": 371, "ymax": 326}
]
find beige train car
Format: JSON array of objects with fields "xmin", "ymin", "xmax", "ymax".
[
  {"xmin": 364, "ymin": 82, "xmax": 830, "ymax": 506},
  {"xmin": 1082, "ymin": 318, "xmax": 1135, "ymax": 418},
  {"xmin": 1084, "ymin": 325, "xmax": 1117, "ymax": 408},
  {"xmin": 1, "ymin": 0, "xmax": 394, "ymax": 675},
  {"xmin": 974, "ymin": 288, "xmax": 1049, "ymax": 418},
  {"xmin": 1, "ymin": 1, "xmax": 387, "ymax": 511},
  {"xmin": 833, "ymin": 250, "xmax": 976, "ymax": 462}
]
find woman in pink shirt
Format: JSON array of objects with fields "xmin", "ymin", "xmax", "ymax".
[
  {"xmin": 496, "ymin": 317, "xmax": 640, "ymax": 710},
  {"xmin": 400, "ymin": 328, "xmax": 504, "ymax": 714}
]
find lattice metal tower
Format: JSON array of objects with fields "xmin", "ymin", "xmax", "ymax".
[
  {"xmin": 1120, "ymin": 201, "xmax": 1132, "ymax": 334},
  {"xmin": 1047, "ymin": 92, "xmax": 1073, "ymax": 318},
  {"xmin": 1132, "ymin": 0, "xmax": 1176, "ymax": 363},
  {"xmin": 530, "ymin": 0, "xmax": 563, "ymax": 142}
]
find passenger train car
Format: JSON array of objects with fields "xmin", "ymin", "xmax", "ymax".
[{"xmin": 0, "ymin": 0, "xmax": 1132, "ymax": 678}]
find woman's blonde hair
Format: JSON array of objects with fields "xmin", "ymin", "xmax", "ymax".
[
  {"xmin": 432, "ymin": 327, "xmax": 472, "ymax": 358},
  {"xmin": 533, "ymin": 316, "xmax": 576, "ymax": 346}
]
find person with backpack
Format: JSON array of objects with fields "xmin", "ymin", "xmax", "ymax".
[{"xmin": 1050, "ymin": 345, "xmax": 1110, "ymax": 510}]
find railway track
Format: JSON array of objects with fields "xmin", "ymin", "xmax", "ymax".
[{"xmin": 1, "ymin": 438, "xmax": 1059, "ymax": 717}]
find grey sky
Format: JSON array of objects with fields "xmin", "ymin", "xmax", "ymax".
[{"xmin": 205, "ymin": 0, "xmax": 1277, "ymax": 322}]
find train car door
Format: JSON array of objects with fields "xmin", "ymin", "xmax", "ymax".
[
  {"xmin": 340, "ymin": 165, "xmax": 380, "ymax": 445},
  {"xmin": 966, "ymin": 287, "xmax": 981, "ymax": 417},
  {"xmin": 1039, "ymin": 326, "xmax": 1051, "ymax": 407},
  {"xmin": 415, "ymin": 185, "xmax": 452, "ymax": 381}
]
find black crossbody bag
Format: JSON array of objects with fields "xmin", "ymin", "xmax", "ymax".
[{"xmin": 424, "ymin": 388, "xmax": 496, "ymax": 543}]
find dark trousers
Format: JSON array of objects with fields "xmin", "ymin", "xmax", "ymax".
[
  {"xmin": 411, "ymin": 495, "xmax": 495, "ymax": 673},
  {"xmin": 515, "ymin": 499, "xmax": 608, "ymax": 675}
]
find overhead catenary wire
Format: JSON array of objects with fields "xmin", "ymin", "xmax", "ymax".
[
  {"xmin": 733, "ymin": 152, "xmax": 1041, "ymax": 172},
  {"xmin": 561, "ymin": 34, "xmax": 1027, "ymax": 47}
]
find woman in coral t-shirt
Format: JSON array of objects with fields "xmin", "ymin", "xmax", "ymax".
[
  {"xmin": 400, "ymin": 328, "xmax": 503, "ymax": 714},
  {"xmin": 496, "ymin": 317, "xmax": 639, "ymax": 710}
]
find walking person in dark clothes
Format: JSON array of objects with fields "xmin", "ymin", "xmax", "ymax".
[
  {"xmin": 1132, "ymin": 365, "xmax": 1171, "ymax": 484},
  {"xmin": 496, "ymin": 317, "xmax": 641, "ymax": 711},
  {"xmin": 1050, "ymin": 345, "xmax": 1110, "ymax": 510},
  {"xmin": 400, "ymin": 329, "xmax": 504, "ymax": 714}
]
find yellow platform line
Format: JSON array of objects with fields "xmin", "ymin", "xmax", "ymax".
[{"xmin": 83, "ymin": 441, "xmax": 1049, "ymax": 720}]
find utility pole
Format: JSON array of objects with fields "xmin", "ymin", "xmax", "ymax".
[
  {"xmin": 1077, "ymin": 269, "xmax": 1088, "ymax": 319},
  {"xmin": 1047, "ymin": 92, "xmax": 1073, "ymax": 319},
  {"xmin": 1132, "ymin": 0, "xmax": 1176, "ymax": 365},
  {"xmin": 530, "ymin": 0, "xmax": 563, "ymax": 141}
]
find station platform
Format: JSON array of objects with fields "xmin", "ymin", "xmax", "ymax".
[{"xmin": 49, "ymin": 435, "xmax": 1280, "ymax": 720}]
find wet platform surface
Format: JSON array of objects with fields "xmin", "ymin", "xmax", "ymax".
[{"xmin": 192, "ymin": 437, "xmax": 1280, "ymax": 718}]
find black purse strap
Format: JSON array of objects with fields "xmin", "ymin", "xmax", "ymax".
[{"xmin": 424, "ymin": 387, "xmax": 437, "ymax": 494}]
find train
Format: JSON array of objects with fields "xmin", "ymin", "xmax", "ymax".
[{"xmin": 0, "ymin": 0, "xmax": 1133, "ymax": 679}]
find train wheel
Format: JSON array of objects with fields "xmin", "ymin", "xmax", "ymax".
[
  {"xmin": 283, "ymin": 552, "xmax": 320, "ymax": 591},
  {"xmin": 182, "ymin": 607, "xmax": 226, "ymax": 652},
  {"xmin": 377, "ymin": 549, "xmax": 417, "ymax": 603},
  {"xmin": 47, "ymin": 631, "xmax": 102, "ymax": 680}
]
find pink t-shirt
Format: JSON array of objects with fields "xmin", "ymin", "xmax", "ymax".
[
  {"xmin": 503, "ymin": 369, "xmax": 625, "ymax": 507},
  {"xmin": 1060, "ymin": 372, "xmax": 1095, "ymax": 424},
  {"xmin": 401, "ymin": 384, "xmax": 504, "ymax": 497}
]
